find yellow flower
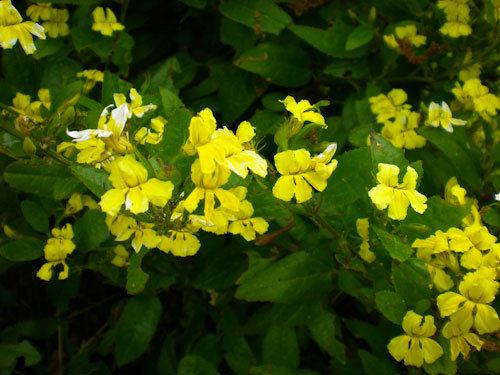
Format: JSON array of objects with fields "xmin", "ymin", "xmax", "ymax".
[
  {"xmin": 227, "ymin": 199, "xmax": 269, "ymax": 241},
  {"xmin": 384, "ymin": 24, "xmax": 426, "ymax": 49},
  {"xmin": 356, "ymin": 218, "xmax": 375, "ymax": 263},
  {"xmin": 113, "ymin": 88, "xmax": 156, "ymax": 119},
  {"xmin": 64, "ymin": 192, "xmax": 98, "ymax": 215},
  {"xmin": 387, "ymin": 311, "xmax": 443, "ymax": 367},
  {"xmin": 427, "ymin": 102, "xmax": 466, "ymax": 132},
  {"xmin": 183, "ymin": 159, "xmax": 240, "ymax": 220},
  {"xmin": 452, "ymin": 79, "xmax": 500, "ymax": 119},
  {"xmin": 37, "ymin": 224, "xmax": 76, "ymax": 281},
  {"xmin": 381, "ymin": 110, "xmax": 426, "ymax": 149},
  {"xmin": 26, "ymin": 3, "xmax": 52, "ymax": 22},
  {"xmin": 91, "ymin": 7, "xmax": 124, "ymax": 37},
  {"xmin": 106, "ymin": 214, "xmax": 160, "ymax": 252},
  {"xmin": 440, "ymin": 21, "xmax": 472, "ymax": 38},
  {"xmin": 273, "ymin": 144, "xmax": 337, "ymax": 203},
  {"xmin": 368, "ymin": 163, "xmax": 427, "ymax": 220},
  {"xmin": 0, "ymin": 0, "xmax": 46, "ymax": 54},
  {"xmin": 442, "ymin": 317, "xmax": 483, "ymax": 360},
  {"xmin": 10, "ymin": 89, "xmax": 50, "ymax": 123},
  {"xmin": 99, "ymin": 155, "xmax": 174, "ymax": 216},
  {"xmin": 158, "ymin": 230, "xmax": 200, "ymax": 257},
  {"xmin": 369, "ymin": 89, "xmax": 411, "ymax": 124},
  {"xmin": 42, "ymin": 8, "xmax": 69, "ymax": 38},
  {"xmin": 280, "ymin": 96, "xmax": 326, "ymax": 127},
  {"xmin": 444, "ymin": 177, "xmax": 467, "ymax": 205},
  {"xmin": 77, "ymin": 69, "xmax": 104, "ymax": 92},
  {"xmin": 437, "ymin": 268, "xmax": 500, "ymax": 334},
  {"xmin": 134, "ymin": 116, "xmax": 166, "ymax": 145},
  {"xmin": 458, "ymin": 50, "xmax": 481, "ymax": 81},
  {"xmin": 111, "ymin": 244, "xmax": 130, "ymax": 268},
  {"xmin": 183, "ymin": 110, "xmax": 267, "ymax": 178},
  {"xmin": 437, "ymin": 0, "xmax": 472, "ymax": 37}
]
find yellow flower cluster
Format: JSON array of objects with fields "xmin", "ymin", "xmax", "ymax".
[
  {"xmin": 438, "ymin": 0, "xmax": 472, "ymax": 38},
  {"xmin": 452, "ymin": 78, "xmax": 500, "ymax": 121},
  {"xmin": 0, "ymin": 0, "xmax": 45, "ymax": 54},
  {"xmin": 37, "ymin": 224, "xmax": 76, "ymax": 281},
  {"xmin": 383, "ymin": 24, "xmax": 426, "ymax": 50},
  {"xmin": 368, "ymin": 163, "xmax": 427, "ymax": 220},
  {"xmin": 27, "ymin": 3, "xmax": 69, "ymax": 38},
  {"xmin": 58, "ymin": 88, "xmax": 157, "ymax": 166},
  {"xmin": 369, "ymin": 89, "xmax": 426, "ymax": 150}
]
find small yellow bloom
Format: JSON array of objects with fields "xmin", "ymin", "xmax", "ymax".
[
  {"xmin": 134, "ymin": 116, "xmax": 166, "ymax": 145},
  {"xmin": 437, "ymin": 0, "xmax": 472, "ymax": 38},
  {"xmin": 381, "ymin": 110, "xmax": 426, "ymax": 149},
  {"xmin": 452, "ymin": 79, "xmax": 500, "ymax": 120},
  {"xmin": 356, "ymin": 218, "xmax": 375, "ymax": 263},
  {"xmin": 26, "ymin": 3, "xmax": 52, "ymax": 22},
  {"xmin": 65, "ymin": 192, "xmax": 98, "ymax": 215},
  {"xmin": 442, "ymin": 317, "xmax": 483, "ymax": 360},
  {"xmin": 77, "ymin": 69, "xmax": 104, "ymax": 92},
  {"xmin": 37, "ymin": 224, "xmax": 76, "ymax": 281},
  {"xmin": 113, "ymin": 88, "xmax": 156, "ymax": 119},
  {"xmin": 384, "ymin": 24, "xmax": 426, "ymax": 49},
  {"xmin": 227, "ymin": 199, "xmax": 269, "ymax": 241},
  {"xmin": 99, "ymin": 155, "xmax": 174, "ymax": 216},
  {"xmin": 91, "ymin": 7, "xmax": 124, "ymax": 37},
  {"xmin": 444, "ymin": 177, "xmax": 467, "ymax": 205},
  {"xmin": 387, "ymin": 311, "xmax": 443, "ymax": 367},
  {"xmin": 158, "ymin": 230, "xmax": 201, "ymax": 257},
  {"xmin": 273, "ymin": 144, "xmax": 337, "ymax": 203},
  {"xmin": 280, "ymin": 96, "xmax": 326, "ymax": 127},
  {"xmin": 111, "ymin": 244, "xmax": 130, "ymax": 267},
  {"xmin": 42, "ymin": 8, "xmax": 69, "ymax": 38},
  {"xmin": 10, "ymin": 89, "xmax": 50, "ymax": 123},
  {"xmin": 427, "ymin": 101, "xmax": 466, "ymax": 132},
  {"xmin": 369, "ymin": 89, "xmax": 411, "ymax": 124},
  {"xmin": 368, "ymin": 163, "xmax": 427, "ymax": 220},
  {"xmin": 184, "ymin": 159, "xmax": 240, "ymax": 220},
  {"xmin": 437, "ymin": 268, "xmax": 500, "ymax": 334},
  {"xmin": 0, "ymin": 0, "xmax": 46, "ymax": 54},
  {"xmin": 106, "ymin": 214, "xmax": 160, "ymax": 252}
]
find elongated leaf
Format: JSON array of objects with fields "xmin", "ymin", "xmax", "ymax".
[
  {"xmin": 345, "ymin": 24, "xmax": 374, "ymax": 51},
  {"xmin": 235, "ymin": 42, "xmax": 311, "ymax": 87},
  {"xmin": 262, "ymin": 326, "xmax": 299, "ymax": 368},
  {"xmin": 115, "ymin": 295, "xmax": 162, "ymax": 366},
  {"xmin": 375, "ymin": 290, "xmax": 407, "ymax": 324},
  {"xmin": 70, "ymin": 165, "xmax": 111, "ymax": 197},
  {"xmin": 0, "ymin": 238, "xmax": 44, "ymax": 261},
  {"xmin": 373, "ymin": 227, "xmax": 412, "ymax": 261}
]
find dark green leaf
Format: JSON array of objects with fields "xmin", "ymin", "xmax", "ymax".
[
  {"xmin": 73, "ymin": 210, "xmax": 109, "ymax": 251},
  {"xmin": 392, "ymin": 259, "xmax": 430, "ymax": 307},
  {"xmin": 20, "ymin": 200, "xmax": 49, "ymax": 233},
  {"xmin": 0, "ymin": 238, "xmax": 44, "ymax": 261},
  {"xmin": 262, "ymin": 326, "xmax": 299, "ymax": 368},
  {"xmin": 375, "ymin": 290, "xmax": 407, "ymax": 324},
  {"xmin": 345, "ymin": 24, "xmax": 374, "ymax": 51},
  {"xmin": 70, "ymin": 164, "xmax": 111, "ymax": 197},
  {"xmin": 373, "ymin": 227, "xmax": 412, "ymax": 262}
]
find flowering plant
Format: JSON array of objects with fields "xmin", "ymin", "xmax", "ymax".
[{"xmin": 0, "ymin": 0, "xmax": 498, "ymax": 373}]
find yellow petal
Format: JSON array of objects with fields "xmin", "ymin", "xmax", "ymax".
[
  {"xmin": 99, "ymin": 188, "xmax": 125, "ymax": 216},
  {"xmin": 272, "ymin": 175, "xmax": 295, "ymax": 202},
  {"xmin": 125, "ymin": 186, "xmax": 149, "ymax": 214},
  {"xmin": 141, "ymin": 179, "xmax": 174, "ymax": 207}
]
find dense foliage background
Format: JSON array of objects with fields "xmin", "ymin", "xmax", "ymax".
[{"xmin": 0, "ymin": 0, "xmax": 499, "ymax": 374}]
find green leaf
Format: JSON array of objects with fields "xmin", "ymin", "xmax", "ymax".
[
  {"xmin": 392, "ymin": 259, "xmax": 430, "ymax": 307},
  {"xmin": 20, "ymin": 200, "xmax": 49, "ymax": 233},
  {"xmin": 375, "ymin": 290, "xmax": 407, "ymax": 324},
  {"xmin": 220, "ymin": 18, "xmax": 257, "ymax": 54},
  {"xmin": 235, "ymin": 42, "xmax": 311, "ymax": 87},
  {"xmin": 322, "ymin": 147, "xmax": 372, "ymax": 206},
  {"xmin": 307, "ymin": 306, "xmax": 346, "ymax": 363},
  {"xmin": 262, "ymin": 326, "xmax": 299, "ymax": 368},
  {"xmin": 372, "ymin": 227, "xmax": 412, "ymax": 262},
  {"xmin": 70, "ymin": 165, "xmax": 111, "ymax": 197},
  {"xmin": 73, "ymin": 210, "xmax": 109, "ymax": 251},
  {"xmin": 420, "ymin": 127, "xmax": 481, "ymax": 192},
  {"xmin": 115, "ymin": 295, "xmax": 162, "ymax": 366},
  {"xmin": 289, "ymin": 19, "xmax": 370, "ymax": 58},
  {"xmin": 345, "ymin": 24, "xmax": 374, "ymax": 51},
  {"xmin": 157, "ymin": 108, "xmax": 191, "ymax": 161},
  {"xmin": 370, "ymin": 133, "xmax": 407, "ymax": 170},
  {"xmin": 236, "ymin": 251, "xmax": 332, "ymax": 303},
  {"xmin": 358, "ymin": 350, "xmax": 397, "ymax": 375},
  {"xmin": 177, "ymin": 355, "xmax": 219, "ymax": 375},
  {"xmin": 0, "ymin": 340, "xmax": 41, "ymax": 368},
  {"xmin": 219, "ymin": 0, "xmax": 292, "ymax": 35},
  {"xmin": 160, "ymin": 88, "xmax": 184, "ymax": 117},
  {"xmin": 112, "ymin": 32, "xmax": 134, "ymax": 75},
  {"xmin": 101, "ymin": 71, "xmax": 132, "ymax": 105},
  {"xmin": 0, "ymin": 238, "xmax": 44, "ymax": 261},
  {"xmin": 126, "ymin": 250, "xmax": 149, "ymax": 295},
  {"xmin": 50, "ymin": 80, "xmax": 83, "ymax": 114},
  {"xmin": 4, "ymin": 161, "xmax": 74, "ymax": 198}
]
